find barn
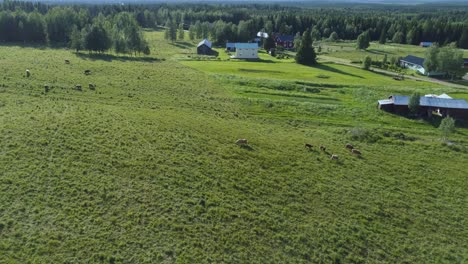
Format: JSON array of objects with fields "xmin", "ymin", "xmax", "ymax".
[
  {"xmin": 378, "ymin": 94, "xmax": 468, "ymax": 119},
  {"xmin": 231, "ymin": 43, "xmax": 259, "ymax": 59},
  {"xmin": 197, "ymin": 39, "xmax": 216, "ymax": 55},
  {"xmin": 273, "ymin": 34, "xmax": 294, "ymax": 49}
]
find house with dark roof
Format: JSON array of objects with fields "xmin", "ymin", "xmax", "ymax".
[
  {"xmin": 197, "ymin": 39, "xmax": 217, "ymax": 55},
  {"xmin": 378, "ymin": 95, "xmax": 468, "ymax": 119},
  {"xmin": 400, "ymin": 55, "xmax": 445, "ymax": 76},
  {"xmin": 273, "ymin": 34, "xmax": 294, "ymax": 49}
]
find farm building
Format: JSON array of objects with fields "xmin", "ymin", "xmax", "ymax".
[
  {"xmin": 400, "ymin": 55, "xmax": 444, "ymax": 76},
  {"xmin": 197, "ymin": 39, "xmax": 217, "ymax": 55},
  {"xmin": 231, "ymin": 43, "xmax": 259, "ymax": 59},
  {"xmin": 226, "ymin": 42, "xmax": 236, "ymax": 51},
  {"xmin": 273, "ymin": 34, "xmax": 294, "ymax": 49},
  {"xmin": 378, "ymin": 95, "xmax": 468, "ymax": 119},
  {"xmin": 419, "ymin": 42, "xmax": 433, "ymax": 47}
]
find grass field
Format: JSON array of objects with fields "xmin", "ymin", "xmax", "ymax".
[
  {"xmin": 319, "ymin": 41, "xmax": 468, "ymax": 64},
  {"xmin": 1, "ymin": 31, "xmax": 467, "ymax": 263}
]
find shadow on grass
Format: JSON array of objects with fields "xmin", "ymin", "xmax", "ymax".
[
  {"xmin": 170, "ymin": 41, "xmax": 195, "ymax": 49},
  {"xmin": 367, "ymin": 49, "xmax": 395, "ymax": 55},
  {"xmin": 240, "ymin": 145, "xmax": 255, "ymax": 151},
  {"xmin": 314, "ymin": 63, "xmax": 364, "ymax": 79},
  {"xmin": 76, "ymin": 52, "xmax": 160, "ymax": 63}
]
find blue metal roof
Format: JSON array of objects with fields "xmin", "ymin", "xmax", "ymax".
[
  {"xmin": 400, "ymin": 55, "xmax": 425, "ymax": 67},
  {"xmin": 234, "ymin": 43, "xmax": 259, "ymax": 49},
  {"xmin": 420, "ymin": 42, "xmax": 433, "ymax": 46},
  {"xmin": 390, "ymin": 95, "xmax": 468, "ymax": 109},
  {"xmin": 226, "ymin": 42, "xmax": 236, "ymax": 48}
]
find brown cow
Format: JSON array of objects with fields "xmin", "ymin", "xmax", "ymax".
[
  {"xmin": 351, "ymin": 149, "xmax": 362, "ymax": 155},
  {"xmin": 65, "ymin": 60, "xmax": 70, "ymax": 64},
  {"xmin": 305, "ymin": 143, "xmax": 313, "ymax": 150},
  {"xmin": 75, "ymin": 84, "xmax": 82, "ymax": 91},
  {"xmin": 345, "ymin": 143, "xmax": 354, "ymax": 150},
  {"xmin": 236, "ymin": 139, "xmax": 248, "ymax": 146},
  {"xmin": 331, "ymin": 154, "xmax": 339, "ymax": 160},
  {"xmin": 320, "ymin": 146, "xmax": 326, "ymax": 151},
  {"xmin": 89, "ymin": 83, "xmax": 95, "ymax": 90},
  {"xmin": 84, "ymin": 70, "xmax": 91, "ymax": 75}
]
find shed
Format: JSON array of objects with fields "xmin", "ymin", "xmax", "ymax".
[
  {"xmin": 226, "ymin": 42, "xmax": 236, "ymax": 51},
  {"xmin": 273, "ymin": 34, "xmax": 294, "ymax": 49},
  {"xmin": 419, "ymin": 42, "xmax": 433, "ymax": 47},
  {"xmin": 197, "ymin": 39, "xmax": 216, "ymax": 55}
]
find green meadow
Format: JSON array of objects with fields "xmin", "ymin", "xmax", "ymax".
[
  {"xmin": 0, "ymin": 31, "xmax": 467, "ymax": 263},
  {"xmin": 319, "ymin": 41, "xmax": 468, "ymax": 63}
]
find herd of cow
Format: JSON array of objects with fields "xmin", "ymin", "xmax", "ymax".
[
  {"xmin": 25, "ymin": 60, "xmax": 95, "ymax": 92},
  {"xmin": 305, "ymin": 142, "xmax": 361, "ymax": 160},
  {"xmin": 236, "ymin": 138, "xmax": 362, "ymax": 160}
]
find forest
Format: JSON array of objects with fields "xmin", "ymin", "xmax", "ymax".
[{"xmin": 0, "ymin": 0, "xmax": 467, "ymax": 50}]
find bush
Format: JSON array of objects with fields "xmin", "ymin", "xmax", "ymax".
[{"xmin": 349, "ymin": 127, "xmax": 381, "ymax": 143}]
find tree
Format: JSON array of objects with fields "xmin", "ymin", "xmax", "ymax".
[
  {"xmin": 328, "ymin": 31, "xmax": 338, "ymax": 41},
  {"xmin": 439, "ymin": 117, "xmax": 455, "ymax": 141},
  {"xmin": 188, "ymin": 24, "xmax": 195, "ymax": 40},
  {"xmin": 379, "ymin": 28, "xmax": 386, "ymax": 44},
  {"xmin": 408, "ymin": 92, "xmax": 420, "ymax": 115},
  {"xmin": 164, "ymin": 19, "xmax": 176, "ymax": 42},
  {"xmin": 69, "ymin": 25, "xmax": 83, "ymax": 52},
  {"xmin": 178, "ymin": 23, "xmax": 184, "ymax": 40},
  {"xmin": 392, "ymin": 31, "xmax": 404, "ymax": 44},
  {"xmin": 437, "ymin": 45, "xmax": 464, "ymax": 80},
  {"xmin": 263, "ymin": 34, "xmax": 275, "ymax": 51},
  {"xmin": 363, "ymin": 55, "xmax": 372, "ymax": 70},
  {"xmin": 356, "ymin": 31, "xmax": 370, "ymax": 50},
  {"xmin": 458, "ymin": 27, "xmax": 468, "ymax": 49},
  {"xmin": 84, "ymin": 22, "xmax": 111, "ymax": 53},
  {"xmin": 295, "ymin": 28, "xmax": 317, "ymax": 65},
  {"xmin": 293, "ymin": 32, "xmax": 301, "ymax": 52},
  {"xmin": 424, "ymin": 45, "xmax": 439, "ymax": 73}
]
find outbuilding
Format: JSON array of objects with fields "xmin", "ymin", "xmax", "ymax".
[
  {"xmin": 400, "ymin": 55, "xmax": 444, "ymax": 76},
  {"xmin": 197, "ymin": 39, "xmax": 216, "ymax": 55},
  {"xmin": 378, "ymin": 94, "xmax": 468, "ymax": 119}
]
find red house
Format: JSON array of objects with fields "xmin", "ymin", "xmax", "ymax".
[{"xmin": 273, "ymin": 34, "xmax": 294, "ymax": 49}]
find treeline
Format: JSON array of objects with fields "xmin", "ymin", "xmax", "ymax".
[
  {"xmin": 1, "ymin": 0, "xmax": 467, "ymax": 49},
  {"xmin": 0, "ymin": 4, "xmax": 150, "ymax": 55}
]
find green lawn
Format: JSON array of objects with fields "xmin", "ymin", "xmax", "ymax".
[{"xmin": 1, "ymin": 31, "xmax": 467, "ymax": 263}]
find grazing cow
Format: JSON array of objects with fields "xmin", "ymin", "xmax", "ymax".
[
  {"xmin": 89, "ymin": 83, "xmax": 95, "ymax": 90},
  {"xmin": 84, "ymin": 70, "xmax": 91, "ymax": 75},
  {"xmin": 75, "ymin": 85, "xmax": 82, "ymax": 91},
  {"xmin": 331, "ymin": 154, "xmax": 339, "ymax": 160},
  {"xmin": 236, "ymin": 139, "xmax": 248, "ymax": 146},
  {"xmin": 26, "ymin": 69, "xmax": 30, "ymax": 77},
  {"xmin": 320, "ymin": 145, "xmax": 326, "ymax": 151},
  {"xmin": 44, "ymin": 85, "xmax": 49, "ymax": 92},
  {"xmin": 345, "ymin": 143, "xmax": 354, "ymax": 150},
  {"xmin": 64, "ymin": 60, "xmax": 70, "ymax": 64},
  {"xmin": 304, "ymin": 143, "xmax": 313, "ymax": 150},
  {"xmin": 351, "ymin": 149, "xmax": 362, "ymax": 155}
]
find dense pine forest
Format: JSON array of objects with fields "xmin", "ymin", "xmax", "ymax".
[{"xmin": 1, "ymin": 0, "xmax": 467, "ymax": 49}]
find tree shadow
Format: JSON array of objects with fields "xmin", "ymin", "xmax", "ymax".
[
  {"xmin": 314, "ymin": 63, "xmax": 364, "ymax": 78},
  {"xmin": 367, "ymin": 50, "xmax": 395, "ymax": 55},
  {"xmin": 76, "ymin": 52, "xmax": 160, "ymax": 63},
  {"xmin": 170, "ymin": 41, "xmax": 195, "ymax": 49}
]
